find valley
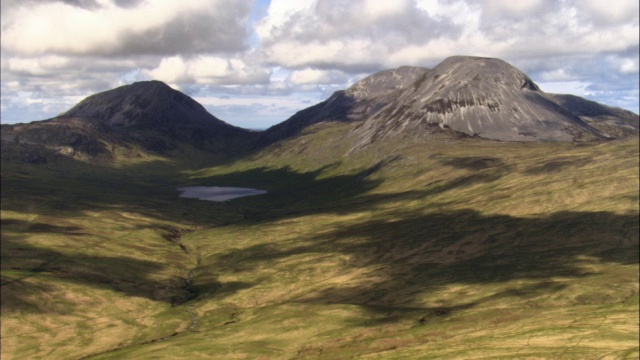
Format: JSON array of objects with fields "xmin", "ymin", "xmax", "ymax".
[
  {"xmin": 1, "ymin": 56, "xmax": 638, "ymax": 359},
  {"xmin": 2, "ymin": 121, "xmax": 638, "ymax": 359}
]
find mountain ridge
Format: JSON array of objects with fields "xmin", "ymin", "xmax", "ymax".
[
  {"xmin": 260, "ymin": 56, "xmax": 638, "ymax": 149},
  {"xmin": 2, "ymin": 56, "xmax": 638, "ymax": 164},
  {"xmin": 256, "ymin": 65, "xmax": 430, "ymax": 147}
]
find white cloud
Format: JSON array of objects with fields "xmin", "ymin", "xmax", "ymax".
[
  {"xmin": 4, "ymin": 56, "xmax": 72, "ymax": 76},
  {"xmin": 146, "ymin": 57, "xmax": 191, "ymax": 83},
  {"xmin": 259, "ymin": 0, "xmax": 458, "ymax": 71},
  {"xmin": 289, "ymin": 68, "xmax": 348, "ymax": 85},
  {"xmin": 537, "ymin": 69, "xmax": 578, "ymax": 82},
  {"xmin": 256, "ymin": 0, "xmax": 316, "ymax": 36},
  {"xmin": 482, "ymin": 0, "xmax": 554, "ymax": 18},
  {"xmin": 1, "ymin": 0, "xmax": 638, "ymax": 126},
  {"xmin": 576, "ymin": 0, "xmax": 640, "ymax": 25},
  {"xmin": 259, "ymin": 0, "xmax": 638, "ymax": 73},
  {"xmin": 145, "ymin": 55, "xmax": 271, "ymax": 85},
  {"xmin": 619, "ymin": 59, "xmax": 639, "ymax": 74},
  {"xmin": 1, "ymin": 0, "xmax": 252, "ymax": 56},
  {"xmin": 360, "ymin": 0, "xmax": 410, "ymax": 20},
  {"xmin": 602, "ymin": 54, "xmax": 640, "ymax": 76},
  {"xmin": 536, "ymin": 81, "xmax": 592, "ymax": 96}
]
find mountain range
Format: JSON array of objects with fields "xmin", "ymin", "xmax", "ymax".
[
  {"xmin": 1, "ymin": 56, "xmax": 638, "ymax": 359},
  {"xmin": 1, "ymin": 56, "xmax": 638, "ymax": 163}
]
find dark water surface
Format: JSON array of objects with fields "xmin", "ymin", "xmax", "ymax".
[{"xmin": 177, "ymin": 186, "xmax": 267, "ymax": 202}]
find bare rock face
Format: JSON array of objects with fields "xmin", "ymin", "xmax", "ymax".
[
  {"xmin": 256, "ymin": 66, "xmax": 429, "ymax": 146},
  {"xmin": 2, "ymin": 81, "xmax": 256, "ymax": 161},
  {"xmin": 352, "ymin": 56, "xmax": 609, "ymax": 149},
  {"xmin": 345, "ymin": 66, "xmax": 431, "ymax": 100}
]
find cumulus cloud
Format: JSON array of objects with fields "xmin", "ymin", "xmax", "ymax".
[
  {"xmin": 145, "ymin": 55, "xmax": 271, "ymax": 85},
  {"xmin": 259, "ymin": 0, "xmax": 638, "ymax": 71},
  {"xmin": 0, "ymin": 0, "xmax": 263, "ymax": 123},
  {"xmin": 1, "ymin": 0, "xmax": 252, "ymax": 56},
  {"xmin": 4, "ymin": 56, "xmax": 73, "ymax": 77},
  {"xmin": 575, "ymin": 0, "xmax": 640, "ymax": 25},
  {"xmin": 253, "ymin": 0, "xmax": 638, "ymax": 114},
  {"xmin": 1, "ymin": 0, "xmax": 638, "ymax": 126},
  {"xmin": 289, "ymin": 68, "xmax": 348, "ymax": 85},
  {"xmin": 482, "ymin": 0, "xmax": 555, "ymax": 18},
  {"xmin": 258, "ymin": 0, "xmax": 460, "ymax": 71}
]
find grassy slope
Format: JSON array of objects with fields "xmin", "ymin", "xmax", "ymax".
[{"xmin": 1, "ymin": 123, "xmax": 638, "ymax": 359}]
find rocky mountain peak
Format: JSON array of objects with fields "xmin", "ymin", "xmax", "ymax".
[
  {"xmin": 2, "ymin": 80, "xmax": 255, "ymax": 162},
  {"xmin": 350, "ymin": 56, "xmax": 610, "ymax": 148},
  {"xmin": 256, "ymin": 66, "xmax": 430, "ymax": 146},
  {"xmin": 430, "ymin": 56, "xmax": 540, "ymax": 92},
  {"xmin": 346, "ymin": 66, "xmax": 430, "ymax": 99},
  {"xmin": 61, "ymin": 80, "xmax": 239, "ymax": 132}
]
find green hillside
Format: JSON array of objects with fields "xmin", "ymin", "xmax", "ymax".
[{"xmin": 1, "ymin": 122, "xmax": 638, "ymax": 359}]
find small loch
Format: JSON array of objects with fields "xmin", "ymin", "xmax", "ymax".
[{"xmin": 177, "ymin": 186, "xmax": 267, "ymax": 202}]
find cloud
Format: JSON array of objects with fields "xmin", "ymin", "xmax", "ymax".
[
  {"xmin": 1, "ymin": 0, "xmax": 253, "ymax": 56},
  {"xmin": 0, "ymin": 88, "xmax": 85, "ymax": 123},
  {"xmin": 145, "ymin": 55, "xmax": 272, "ymax": 85},
  {"xmin": 606, "ymin": 54, "xmax": 640, "ymax": 75},
  {"xmin": 1, "ymin": 0, "xmax": 638, "ymax": 126},
  {"xmin": 258, "ymin": 0, "xmax": 460, "ymax": 71},
  {"xmin": 289, "ymin": 68, "xmax": 348, "ymax": 85},
  {"xmin": 194, "ymin": 92, "xmax": 328, "ymax": 128},
  {"xmin": 482, "ymin": 0, "xmax": 555, "ymax": 18},
  {"xmin": 575, "ymin": 0, "xmax": 640, "ymax": 25},
  {"xmin": 4, "ymin": 56, "xmax": 73, "ymax": 77},
  {"xmin": 259, "ymin": 0, "xmax": 638, "ymax": 72},
  {"xmin": 536, "ymin": 81, "xmax": 591, "ymax": 96}
]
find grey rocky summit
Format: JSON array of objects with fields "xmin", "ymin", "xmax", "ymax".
[
  {"xmin": 2, "ymin": 56, "xmax": 638, "ymax": 164},
  {"xmin": 351, "ymin": 56, "xmax": 621, "ymax": 149},
  {"xmin": 256, "ymin": 66, "xmax": 430, "ymax": 146},
  {"xmin": 260, "ymin": 56, "xmax": 638, "ymax": 149}
]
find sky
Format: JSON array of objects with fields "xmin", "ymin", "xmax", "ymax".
[{"xmin": 1, "ymin": 0, "xmax": 638, "ymax": 129}]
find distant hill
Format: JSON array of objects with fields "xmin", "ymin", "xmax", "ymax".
[
  {"xmin": 1, "ymin": 81, "xmax": 256, "ymax": 163},
  {"xmin": 259, "ymin": 56, "xmax": 638, "ymax": 149},
  {"xmin": 547, "ymin": 93, "xmax": 639, "ymax": 138},
  {"xmin": 2, "ymin": 57, "xmax": 638, "ymax": 164}
]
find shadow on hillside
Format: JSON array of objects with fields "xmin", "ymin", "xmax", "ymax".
[
  {"xmin": 2, "ymin": 152, "xmax": 638, "ymax": 324},
  {"xmin": 0, "ymin": 228, "xmax": 247, "ymax": 315},
  {"xmin": 0, "ymin": 160, "xmax": 388, "ymax": 315},
  {"xmin": 439, "ymin": 156, "xmax": 505, "ymax": 170},
  {"xmin": 204, "ymin": 208, "xmax": 639, "ymax": 322},
  {"xmin": 0, "ymin": 157, "xmax": 387, "ymax": 227},
  {"xmin": 524, "ymin": 157, "xmax": 592, "ymax": 175},
  {"xmin": 190, "ymin": 163, "xmax": 389, "ymax": 220}
]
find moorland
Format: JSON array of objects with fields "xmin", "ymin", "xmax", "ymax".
[
  {"xmin": 2, "ymin": 124, "xmax": 638, "ymax": 359},
  {"xmin": 1, "ymin": 56, "xmax": 638, "ymax": 359}
]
